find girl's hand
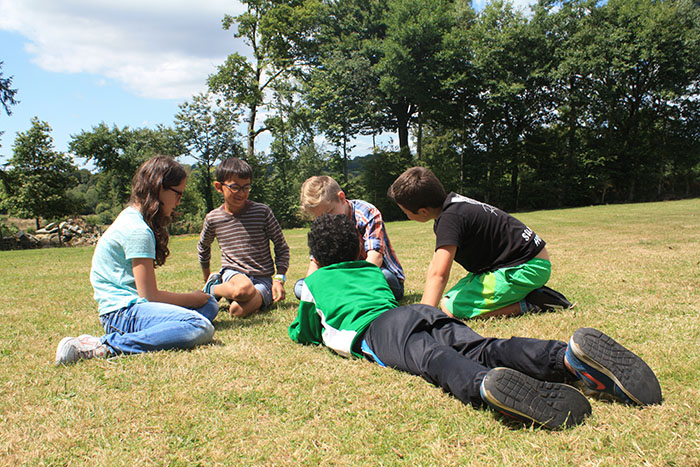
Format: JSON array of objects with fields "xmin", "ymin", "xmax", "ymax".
[{"xmin": 191, "ymin": 290, "xmax": 212, "ymax": 307}]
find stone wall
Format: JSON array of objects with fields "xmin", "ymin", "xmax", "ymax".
[{"xmin": 0, "ymin": 218, "xmax": 101, "ymax": 250}]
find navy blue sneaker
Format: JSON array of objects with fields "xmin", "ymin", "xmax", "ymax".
[
  {"xmin": 480, "ymin": 367, "xmax": 591, "ymax": 429},
  {"xmin": 203, "ymin": 272, "xmax": 222, "ymax": 297},
  {"xmin": 566, "ymin": 328, "xmax": 662, "ymax": 406}
]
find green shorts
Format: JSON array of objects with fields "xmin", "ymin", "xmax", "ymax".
[{"xmin": 443, "ymin": 258, "xmax": 551, "ymax": 319}]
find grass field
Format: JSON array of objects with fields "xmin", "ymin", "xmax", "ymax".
[{"xmin": 1, "ymin": 199, "xmax": 699, "ymax": 466}]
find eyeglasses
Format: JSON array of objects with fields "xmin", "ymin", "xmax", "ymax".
[
  {"xmin": 165, "ymin": 186, "xmax": 184, "ymax": 201},
  {"xmin": 221, "ymin": 182, "xmax": 252, "ymax": 194}
]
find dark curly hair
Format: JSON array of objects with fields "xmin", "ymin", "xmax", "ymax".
[
  {"xmin": 308, "ymin": 214, "xmax": 360, "ymax": 267},
  {"xmin": 130, "ymin": 155, "xmax": 186, "ymax": 267}
]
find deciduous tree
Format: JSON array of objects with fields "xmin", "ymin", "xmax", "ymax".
[
  {"xmin": 175, "ymin": 93, "xmax": 243, "ymax": 213},
  {"xmin": 69, "ymin": 124, "xmax": 183, "ymax": 221},
  {"xmin": 1, "ymin": 117, "xmax": 77, "ymax": 229}
]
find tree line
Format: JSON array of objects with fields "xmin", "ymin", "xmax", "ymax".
[{"xmin": 1, "ymin": 0, "xmax": 699, "ymax": 233}]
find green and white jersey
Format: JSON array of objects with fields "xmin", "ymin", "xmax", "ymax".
[{"xmin": 288, "ymin": 261, "xmax": 398, "ymax": 358}]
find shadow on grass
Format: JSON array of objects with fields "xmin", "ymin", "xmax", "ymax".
[
  {"xmin": 399, "ymin": 292, "xmax": 422, "ymax": 305},
  {"xmin": 211, "ymin": 304, "xmax": 281, "ymax": 332}
]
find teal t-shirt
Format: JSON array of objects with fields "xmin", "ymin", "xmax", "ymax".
[{"xmin": 90, "ymin": 207, "xmax": 156, "ymax": 316}]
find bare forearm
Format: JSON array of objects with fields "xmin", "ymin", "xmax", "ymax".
[
  {"xmin": 146, "ymin": 290, "xmax": 210, "ymax": 309},
  {"xmin": 420, "ymin": 246, "xmax": 456, "ymax": 309},
  {"xmin": 421, "ymin": 274, "xmax": 448, "ymax": 307},
  {"xmin": 365, "ymin": 250, "xmax": 383, "ymax": 268}
]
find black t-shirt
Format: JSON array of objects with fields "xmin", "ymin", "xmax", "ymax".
[{"xmin": 434, "ymin": 193, "xmax": 545, "ymax": 274}]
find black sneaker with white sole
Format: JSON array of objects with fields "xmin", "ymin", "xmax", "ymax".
[
  {"xmin": 525, "ymin": 286, "xmax": 573, "ymax": 311},
  {"xmin": 480, "ymin": 367, "xmax": 591, "ymax": 429}
]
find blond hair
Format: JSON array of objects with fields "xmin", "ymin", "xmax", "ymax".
[{"xmin": 300, "ymin": 176, "xmax": 342, "ymax": 213}]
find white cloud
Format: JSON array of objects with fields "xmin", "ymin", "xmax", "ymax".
[{"xmin": 0, "ymin": 0, "xmax": 246, "ymax": 99}]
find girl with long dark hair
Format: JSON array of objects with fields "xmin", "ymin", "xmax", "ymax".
[{"xmin": 56, "ymin": 155, "xmax": 219, "ymax": 364}]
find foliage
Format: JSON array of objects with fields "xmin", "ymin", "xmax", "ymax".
[
  {"xmin": 0, "ymin": 117, "xmax": 78, "ymax": 228},
  {"xmin": 6, "ymin": 0, "xmax": 700, "ymax": 229},
  {"xmin": 0, "ymin": 61, "xmax": 20, "ymax": 151},
  {"xmin": 207, "ymin": 0, "xmax": 317, "ymax": 159},
  {"xmin": 69, "ymin": 123, "xmax": 184, "ymax": 223},
  {"xmin": 305, "ymin": 50, "xmax": 376, "ymax": 181},
  {"xmin": 0, "ymin": 215, "xmax": 19, "ymax": 239},
  {"xmin": 66, "ymin": 169, "xmax": 100, "ymax": 216},
  {"xmin": 0, "ymin": 61, "xmax": 19, "ymax": 118},
  {"xmin": 175, "ymin": 92, "xmax": 244, "ymax": 213},
  {"xmin": 358, "ymin": 148, "xmax": 413, "ymax": 221}
]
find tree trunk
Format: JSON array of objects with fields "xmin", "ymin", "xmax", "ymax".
[
  {"xmin": 416, "ymin": 112, "xmax": 423, "ymax": 160},
  {"xmin": 247, "ymin": 105, "xmax": 257, "ymax": 160},
  {"xmin": 397, "ymin": 121, "xmax": 409, "ymax": 153},
  {"xmin": 510, "ymin": 152, "xmax": 520, "ymax": 211},
  {"xmin": 204, "ymin": 162, "xmax": 214, "ymax": 213},
  {"xmin": 342, "ymin": 135, "xmax": 349, "ymax": 185},
  {"xmin": 392, "ymin": 103, "xmax": 411, "ymax": 154}
]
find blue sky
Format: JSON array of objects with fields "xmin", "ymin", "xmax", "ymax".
[
  {"xmin": 0, "ymin": 0, "xmax": 244, "ymax": 167},
  {"xmin": 0, "ymin": 0, "xmax": 535, "ymax": 169}
]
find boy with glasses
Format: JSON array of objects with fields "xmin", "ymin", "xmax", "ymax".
[{"xmin": 198, "ymin": 158, "xmax": 290, "ymax": 317}]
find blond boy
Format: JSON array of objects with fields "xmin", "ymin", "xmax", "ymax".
[{"xmin": 295, "ymin": 175, "xmax": 404, "ymax": 300}]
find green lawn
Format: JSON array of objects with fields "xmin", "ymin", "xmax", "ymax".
[{"xmin": 1, "ymin": 199, "xmax": 699, "ymax": 465}]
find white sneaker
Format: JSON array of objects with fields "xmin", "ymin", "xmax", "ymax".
[{"xmin": 55, "ymin": 334, "xmax": 110, "ymax": 365}]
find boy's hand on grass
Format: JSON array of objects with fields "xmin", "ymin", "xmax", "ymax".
[{"xmin": 272, "ymin": 281, "xmax": 285, "ymax": 303}]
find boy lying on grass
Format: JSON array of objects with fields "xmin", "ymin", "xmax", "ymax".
[{"xmin": 289, "ymin": 214, "xmax": 662, "ymax": 429}]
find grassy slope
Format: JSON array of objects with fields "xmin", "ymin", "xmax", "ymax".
[{"xmin": 1, "ymin": 199, "xmax": 698, "ymax": 466}]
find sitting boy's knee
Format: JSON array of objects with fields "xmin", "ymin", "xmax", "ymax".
[{"xmin": 440, "ymin": 299, "xmax": 454, "ymax": 317}]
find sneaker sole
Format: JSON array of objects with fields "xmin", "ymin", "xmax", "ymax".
[
  {"xmin": 480, "ymin": 367, "xmax": 591, "ymax": 429},
  {"xmin": 525, "ymin": 286, "xmax": 573, "ymax": 310},
  {"xmin": 569, "ymin": 328, "xmax": 662, "ymax": 406}
]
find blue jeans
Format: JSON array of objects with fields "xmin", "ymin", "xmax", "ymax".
[
  {"xmin": 99, "ymin": 296, "xmax": 219, "ymax": 354},
  {"xmin": 295, "ymin": 267, "xmax": 404, "ymax": 301}
]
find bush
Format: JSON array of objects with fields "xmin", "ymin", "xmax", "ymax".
[{"xmin": 0, "ymin": 218, "xmax": 19, "ymax": 239}]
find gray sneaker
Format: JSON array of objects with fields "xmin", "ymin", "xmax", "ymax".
[
  {"xmin": 55, "ymin": 334, "xmax": 110, "ymax": 365},
  {"xmin": 203, "ymin": 272, "xmax": 223, "ymax": 297}
]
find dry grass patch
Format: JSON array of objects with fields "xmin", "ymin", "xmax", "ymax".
[{"xmin": 1, "ymin": 199, "xmax": 698, "ymax": 465}]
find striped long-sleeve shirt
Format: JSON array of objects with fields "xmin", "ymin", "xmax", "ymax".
[{"xmin": 197, "ymin": 201, "xmax": 290, "ymax": 277}]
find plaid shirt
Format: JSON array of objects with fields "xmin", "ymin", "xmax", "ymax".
[{"xmin": 349, "ymin": 199, "xmax": 405, "ymax": 281}]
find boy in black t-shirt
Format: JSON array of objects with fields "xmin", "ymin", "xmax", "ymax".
[{"xmin": 388, "ymin": 166, "xmax": 569, "ymax": 320}]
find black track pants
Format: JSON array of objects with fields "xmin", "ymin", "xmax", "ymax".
[{"xmin": 362, "ymin": 304, "xmax": 569, "ymax": 407}]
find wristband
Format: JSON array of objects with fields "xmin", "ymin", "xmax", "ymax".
[{"xmin": 273, "ymin": 274, "xmax": 287, "ymax": 283}]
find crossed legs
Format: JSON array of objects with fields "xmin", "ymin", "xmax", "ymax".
[{"xmin": 213, "ymin": 274, "xmax": 264, "ymax": 317}]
